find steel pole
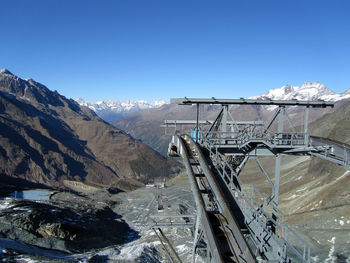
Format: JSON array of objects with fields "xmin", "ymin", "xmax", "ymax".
[
  {"xmin": 273, "ymin": 107, "xmax": 284, "ymax": 223},
  {"xmin": 196, "ymin": 103, "xmax": 199, "ymax": 143}
]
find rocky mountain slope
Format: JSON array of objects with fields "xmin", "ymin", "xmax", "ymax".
[
  {"xmin": 0, "ymin": 69, "xmax": 179, "ymax": 190},
  {"xmin": 113, "ymin": 82, "xmax": 350, "ymax": 155},
  {"xmin": 76, "ymin": 98, "xmax": 166, "ymax": 122}
]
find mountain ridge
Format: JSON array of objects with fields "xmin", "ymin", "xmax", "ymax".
[
  {"xmin": 76, "ymin": 98, "xmax": 166, "ymax": 121},
  {"xmin": 0, "ymin": 69, "xmax": 179, "ymax": 190},
  {"xmin": 250, "ymin": 81, "xmax": 350, "ymax": 102},
  {"xmin": 82, "ymin": 81, "xmax": 350, "ymax": 122}
]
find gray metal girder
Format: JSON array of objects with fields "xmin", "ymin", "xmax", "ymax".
[
  {"xmin": 170, "ymin": 135, "xmax": 225, "ymax": 262},
  {"xmin": 171, "ymin": 97, "xmax": 334, "ymax": 107}
]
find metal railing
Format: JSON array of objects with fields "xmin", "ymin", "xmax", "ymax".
[
  {"xmin": 205, "ymin": 142, "xmax": 314, "ymax": 263},
  {"xmin": 201, "ymin": 129, "xmax": 309, "ymax": 147}
]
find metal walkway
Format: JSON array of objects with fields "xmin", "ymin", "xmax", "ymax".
[{"xmin": 165, "ymin": 98, "xmax": 349, "ymax": 263}]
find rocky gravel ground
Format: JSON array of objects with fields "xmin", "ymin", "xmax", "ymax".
[
  {"xmin": 0, "ymin": 189, "xmax": 141, "ymax": 262},
  {"xmin": 111, "ymin": 185, "xmax": 197, "ymax": 263},
  {"xmin": 0, "ymin": 186, "xmax": 194, "ymax": 263},
  {"xmin": 1, "ymin": 180, "xmax": 348, "ymax": 262}
]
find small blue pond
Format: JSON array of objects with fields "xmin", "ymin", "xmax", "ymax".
[{"xmin": 8, "ymin": 190, "xmax": 52, "ymax": 201}]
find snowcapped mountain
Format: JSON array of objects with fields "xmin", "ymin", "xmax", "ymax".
[
  {"xmin": 76, "ymin": 98, "xmax": 166, "ymax": 112},
  {"xmin": 78, "ymin": 81, "xmax": 350, "ymax": 121},
  {"xmin": 250, "ymin": 82, "xmax": 350, "ymax": 102},
  {"xmin": 76, "ymin": 98, "xmax": 167, "ymax": 121}
]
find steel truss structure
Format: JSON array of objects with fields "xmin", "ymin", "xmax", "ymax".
[{"xmin": 166, "ymin": 98, "xmax": 350, "ymax": 263}]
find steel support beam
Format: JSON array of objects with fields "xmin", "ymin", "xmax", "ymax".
[
  {"xmin": 186, "ymin": 135, "xmax": 256, "ymax": 262},
  {"xmin": 273, "ymin": 107, "xmax": 285, "ymax": 217},
  {"xmin": 171, "ymin": 97, "xmax": 334, "ymax": 107},
  {"xmin": 221, "ymin": 105, "xmax": 228, "ymax": 144},
  {"xmin": 163, "ymin": 120, "xmax": 264, "ymax": 125},
  {"xmin": 196, "ymin": 103, "xmax": 200, "ymax": 143},
  {"xmin": 172, "ymin": 135, "xmax": 224, "ymax": 262},
  {"xmin": 304, "ymin": 106, "xmax": 310, "ymax": 145},
  {"xmin": 166, "ymin": 97, "xmax": 340, "ymax": 263}
]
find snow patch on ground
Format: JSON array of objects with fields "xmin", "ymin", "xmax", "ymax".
[
  {"xmin": 111, "ymin": 241, "xmax": 161, "ymax": 260},
  {"xmin": 325, "ymin": 237, "xmax": 337, "ymax": 263},
  {"xmin": 0, "ymin": 198, "xmax": 13, "ymax": 210},
  {"xmin": 282, "ymin": 156, "xmax": 310, "ymax": 171},
  {"xmin": 311, "ymin": 200, "xmax": 323, "ymax": 210},
  {"xmin": 335, "ymin": 171, "xmax": 350, "ymax": 183},
  {"xmin": 296, "ymin": 187, "xmax": 307, "ymax": 193},
  {"xmin": 12, "ymin": 256, "xmax": 37, "ymax": 263},
  {"xmin": 311, "ymin": 255, "xmax": 319, "ymax": 262},
  {"xmin": 176, "ymin": 244, "xmax": 189, "ymax": 254},
  {"xmin": 283, "ymin": 194, "xmax": 298, "ymax": 201}
]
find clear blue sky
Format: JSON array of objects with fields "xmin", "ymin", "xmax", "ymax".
[{"xmin": 1, "ymin": 0, "xmax": 349, "ymax": 102}]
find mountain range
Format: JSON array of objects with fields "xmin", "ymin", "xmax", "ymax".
[
  {"xmin": 76, "ymin": 98, "xmax": 166, "ymax": 121},
  {"xmin": 0, "ymin": 69, "xmax": 179, "ymax": 191},
  {"xmin": 250, "ymin": 81, "xmax": 350, "ymax": 102},
  {"xmin": 80, "ymin": 82, "xmax": 350, "ymax": 123},
  {"xmin": 113, "ymin": 82, "xmax": 350, "ymax": 155}
]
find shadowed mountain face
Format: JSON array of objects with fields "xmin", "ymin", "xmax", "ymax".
[{"xmin": 0, "ymin": 69, "xmax": 179, "ymax": 189}]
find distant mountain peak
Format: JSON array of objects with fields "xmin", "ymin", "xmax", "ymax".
[
  {"xmin": 342, "ymin": 87, "xmax": 350, "ymax": 95},
  {"xmin": 0, "ymin": 68, "xmax": 14, "ymax": 76},
  {"xmin": 250, "ymin": 82, "xmax": 349, "ymax": 102},
  {"xmin": 76, "ymin": 98, "xmax": 167, "ymax": 121}
]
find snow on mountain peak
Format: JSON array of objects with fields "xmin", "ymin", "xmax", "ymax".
[
  {"xmin": 0, "ymin": 69, "xmax": 14, "ymax": 75},
  {"xmin": 76, "ymin": 98, "xmax": 86, "ymax": 105},
  {"xmin": 76, "ymin": 98, "xmax": 167, "ymax": 121},
  {"xmin": 341, "ymin": 88, "xmax": 350, "ymax": 95},
  {"xmin": 250, "ymin": 82, "xmax": 349, "ymax": 102}
]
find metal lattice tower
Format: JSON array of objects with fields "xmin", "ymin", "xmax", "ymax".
[{"xmin": 164, "ymin": 98, "xmax": 350, "ymax": 263}]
